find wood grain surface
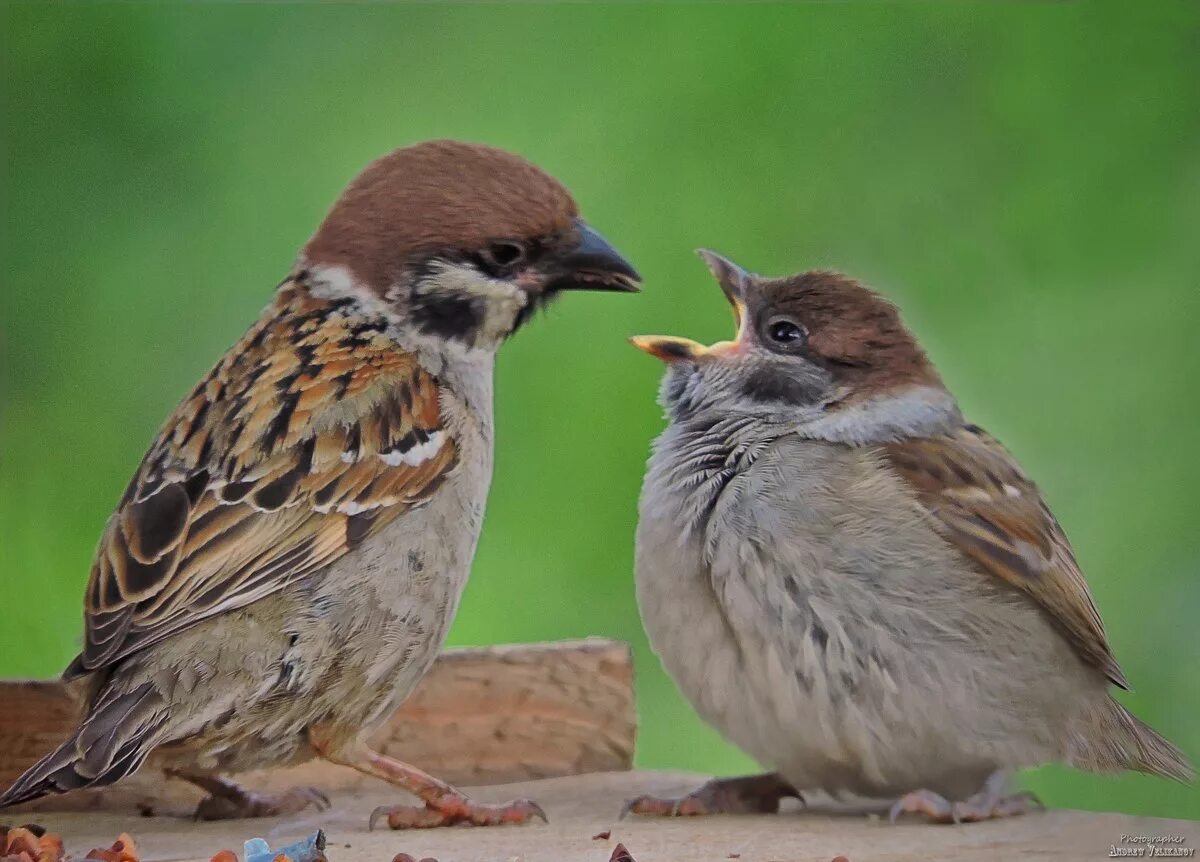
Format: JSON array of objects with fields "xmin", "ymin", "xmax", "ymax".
[
  {"xmin": 7, "ymin": 771, "xmax": 1198, "ymax": 862},
  {"xmin": 0, "ymin": 638, "xmax": 635, "ymax": 815}
]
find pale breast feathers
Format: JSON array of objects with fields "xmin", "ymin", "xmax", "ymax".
[{"xmin": 72, "ymin": 289, "xmax": 459, "ymax": 676}]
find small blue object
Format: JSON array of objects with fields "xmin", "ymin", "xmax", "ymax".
[{"xmin": 243, "ymin": 830, "xmax": 327, "ymax": 862}]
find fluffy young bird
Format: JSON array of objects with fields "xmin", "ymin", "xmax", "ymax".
[
  {"xmin": 0, "ymin": 140, "xmax": 639, "ymax": 828},
  {"xmin": 625, "ymin": 252, "xmax": 1190, "ymax": 823}
]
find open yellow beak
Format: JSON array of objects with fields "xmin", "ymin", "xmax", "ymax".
[
  {"xmin": 628, "ymin": 335, "xmax": 710, "ymax": 362},
  {"xmin": 629, "ymin": 249, "xmax": 751, "ymax": 364}
]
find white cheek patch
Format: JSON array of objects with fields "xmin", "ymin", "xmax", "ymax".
[
  {"xmin": 378, "ymin": 431, "xmax": 446, "ymax": 467},
  {"xmin": 419, "ymin": 261, "xmax": 529, "ymax": 345}
]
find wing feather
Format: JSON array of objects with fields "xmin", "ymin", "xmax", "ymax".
[
  {"xmin": 70, "ymin": 286, "xmax": 459, "ymax": 677},
  {"xmin": 882, "ymin": 424, "xmax": 1127, "ymax": 689}
]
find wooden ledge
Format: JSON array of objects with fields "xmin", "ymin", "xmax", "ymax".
[
  {"xmin": 5, "ymin": 641, "xmax": 1195, "ymax": 860},
  {"xmin": 0, "ymin": 638, "xmax": 635, "ymax": 814},
  {"xmin": 9, "ymin": 771, "xmax": 1199, "ymax": 862}
]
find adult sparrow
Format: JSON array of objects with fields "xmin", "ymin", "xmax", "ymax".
[
  {"xmin": 624, "ymin": 252, "xmax": 1190, "ymax": 823},
  {"xmin": 0, "ymin": 140, "xmax": 640, "ymax": 828}
]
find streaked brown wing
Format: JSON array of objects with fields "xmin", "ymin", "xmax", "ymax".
[
  {"xmin": 882, "ymin": 424, "xmax": 1127, "ymax": 689},
  {"xmin": 72, "ymin": 287, "xmax": 459, "ymax": 676}
]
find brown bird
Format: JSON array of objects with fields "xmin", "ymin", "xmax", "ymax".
[
  {"xmin": 624, "ymin": 252, "xmax": 1190, "ymax": 823},
  {"xmin": 0, "ymin": 140, "xmax": 640, "ymax": 828}
]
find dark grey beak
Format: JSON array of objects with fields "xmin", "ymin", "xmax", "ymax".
[{"xmin": 545, "ymin": 219, "xmax": 641, "ymax": 293}]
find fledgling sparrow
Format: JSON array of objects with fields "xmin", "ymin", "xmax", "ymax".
[
  {"xmin": 0, "ymin": 140, "xmax": 640, "ymax": 828},
  {"xmin": 624, "ymin": 252, "xmax": 1191, "ymax": 823}
]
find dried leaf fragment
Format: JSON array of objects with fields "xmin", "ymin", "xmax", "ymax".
[
  {"xmin": 84, "ymin": 834, "xmax": 139, "ymax": 862},
  {"xmin": 1, "ymin": 827, "xmax": 65, "ymax": 862}
]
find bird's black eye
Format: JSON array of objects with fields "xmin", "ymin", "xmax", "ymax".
[
  {"xmin": 764, "ymin": 316, "xmax": 807, "ymax": 349},
  {"xmin": 478, "ymin": 240, "xmax": 527, "ymax": 274}
]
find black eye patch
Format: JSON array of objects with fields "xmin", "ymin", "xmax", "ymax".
[
  {"xmin": 410, "ymin": 291, "xmax": 485, "ymax": 342},
  {"xmin": 740, "ymin": 366, "xmax": 828, "ymax": 406}
]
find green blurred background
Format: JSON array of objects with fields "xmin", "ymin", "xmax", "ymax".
[{"xmin": 2, "ymin": 1, "xmax": 1197, "ymax": 821}]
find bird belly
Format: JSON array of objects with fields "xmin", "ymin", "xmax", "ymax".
[
  {"xmin": 636, "ymin": 433, "xmax": 1086, "ymax": 801},
  {"xmin": 151, "ymin": 456, "xmax": 490, "ymax": 775}
]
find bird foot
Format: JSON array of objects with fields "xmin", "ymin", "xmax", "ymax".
[
  {"xmin": 368, "ymin": 795, "xmax": 547, "ymax": 830},
  {"xmin": 305, "ymin": 730, "xmax": 545, "ymax": 829},
  {"xmin": 888, "ymin": 787, "xmax": 1043, "ymax": 824},
  {"xmin": 195, "ymin": 785, "xmax": 330, "ymax": 821},
  {"xmin": 167, "ymin": 770, "xmax": 329, "ymax": 821},
  {"xmin": 621, "ymin": 773, "xmax": 801, "ymax": 818}
]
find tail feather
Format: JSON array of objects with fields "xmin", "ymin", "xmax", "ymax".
[
  {"xmin": 1074, "ymin": 700, "xmax": 1195, "ymax": 784},
  {"xmin": 1121, "ymin": 710, "xmax": 1195, "ymax": 783},
  {"xmin": 0, "ymin": 683, "xmax": 166, "ymax": 809}
]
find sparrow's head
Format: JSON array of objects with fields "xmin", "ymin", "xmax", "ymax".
[
  {"xmin": 301, "ymin": 140, "xmax": 639, "ymax": 348},
  {"xmin": 632, "ymin": 251, "xmax": 959, "ymax": 442}
]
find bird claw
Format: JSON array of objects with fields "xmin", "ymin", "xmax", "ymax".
[
  {"xmin": 620, "ymin": 796, "xmax": 666, "ymax": 819},
  {"xmin": 889, "ymin": 788, "xmax": 1044, "ymax": 824},
  {"xmin": 953, "ymin": 790, "xmax": 1044, "ymax": 822},
  {"xmin": 889, "ymin": 789, "xmax": 955, "ymax": 824},
  {"xmin": 368, "ymin": 796, "xmax": 547, "ymax": 830},
  {"xmin": 621, "ymin": 775, "xmax": 800, "ymax": 819},
  {"xmin": 192, "ymin": 784, "xmax": 330, "ymax": 821},
  {"xmin": 620, "ymin": 794, "xmax": 705, "ymax": 818}
]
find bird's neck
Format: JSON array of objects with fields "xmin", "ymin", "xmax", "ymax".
[
  {"xmin": 794, "ymin": 384, "xmax": 963, "ymax": 445},
  {"xmin": 264, "ymin": 271, "xmax": 499, "ymax": 427},
  {"xmin": 664, "ymin": 382, "xmax": 963, "ymax": 451}
]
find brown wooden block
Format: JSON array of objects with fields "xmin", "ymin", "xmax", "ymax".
[{"xmin": 0, "ymin": 638, "xmax": 634, "ymax": 814}]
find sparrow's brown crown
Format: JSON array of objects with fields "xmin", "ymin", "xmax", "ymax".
[
  {"xmin": 632, "ymin": 252, "xmax": 942, "ymax": 401},
  {"xmin": 304, "ymin": 140, "xmax": 579, "ymax": 295},
  {"xmin": 753, "ymin": 270, "xmax": 942, "ymax": 395}
]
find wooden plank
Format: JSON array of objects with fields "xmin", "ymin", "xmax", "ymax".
[
  {"xmin": 0, "ymin": 638, "xmax": 634, "ymax": 815},
  {"xmin": 6, "ymin": 771, "xmax": 1198, "ymax": 862}
]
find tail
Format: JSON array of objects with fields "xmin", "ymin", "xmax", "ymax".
[
  {"xmin": 1073, "ymin": 700, "xmax": 1195, "ymax": 784},
  {"xmin": 0, "ymin": 683, "xmax": 167, "ymax": 808}
]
